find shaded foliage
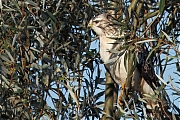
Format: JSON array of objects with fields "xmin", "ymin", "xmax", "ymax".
[
  {"xmin": 0, "ymin": 0, "xmax": 104, "ymax": 119},
  {"xmin": 0, "ymin": 0, "xmax": 179, "ymax": 120},
  {"xmin": 91, "ymin": 0, "xmax": 180, "ymax": 119}
]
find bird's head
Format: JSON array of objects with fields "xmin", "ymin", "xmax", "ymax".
[
  {"xmin": 88, "ymin": 14, "xmax": 112, "ymax": 36},
  {"xmin": 88, "ymin": 14, "xmax": 126, "ymax": 39}
]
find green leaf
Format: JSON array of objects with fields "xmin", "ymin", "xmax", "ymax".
[
  {"xmin": 104, "ymin": 57, "xmax": 118, "ymax": 64},
  {"xmin": 3, "ymin": 24, "xmax": 19, "ymax": 31},
  {"xmin": 168, "ymin": 55, "xmax": 180, "ymax": 60},
  {"xmin": 59, "ymin": 82, "xmax": 79, "ymax": 106},
  {"xmin": 159, "ymin": 0, "xmax": 165, "ymax": 14},
  {"xmin": 25, "ymin": 0, "xmax": 38, "ymax": 6},
  {"xmin": 155, "ymin": 74, "xmax": 168, "ymax": 86},
  {"xmin": 108, "ymin": 49, "xmax": 121, "ymax": 54},
  {"xmin": 57, "ymin": 76, "xmax": 65, "ymax": 81},
  {"xmin": 46, "ymin": 11, "xmax": 57, "ymax": 23},
  {"xmin": 135, "ymin": 39, "xmax": 157, "ymax": 44},
  {"xmin": 116, "ymin": 105, "xmax": 126, "ymax": 118},
  {"xmin": 138, "ymin": 97, "xmax": 147, "ymax": 103},
  {"xmin": 162, "ymin": 31, "xmax": 173, "ymax": 43},
  {"xmin": 134, "ymin": 108, "xmax": 140, "ymax": 120},
  {"xmin": 146, "ymin": 44, "xmax": 160, "ymax": 61},
  {"xmin": 0, "ymin": 55, "xmax": 11, "ymax": 63},
  {"xmin": 168, "ymin": 75, "xmax": 180, "ymax": 92},
  {"xmin": 172, "ymin": 112, "xmax": 177, "ymax": 120},
  {"xmin": 143, "ymin": 94, "xmax": 158, "ymax": 102}
]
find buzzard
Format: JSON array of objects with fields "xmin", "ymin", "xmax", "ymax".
[{"xmin": 88, "ymin": 13, "xmax": 159, "ymax": 109}]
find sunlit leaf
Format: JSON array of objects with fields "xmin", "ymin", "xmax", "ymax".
[
  {"xmin": 138, "ymin": 97, "xmax": 147, "ymax": 103},
  {"xmin": 155, "ymin": 74, "xmax": 168, "ymax": 86},
  {"xmin": 0, "ymin": 55, "xmax": 11, "ymax": 63},
  {"xmin": 0, "ymin": 0, "xmax": 179, "ymax": 119},
  {"xmin": 172, "ymin": 112, "xmax": 177, "ymax": 120},
  {"xmin": 162, "ymin": 31, "xmax": 173, "ymax": 43},
  {"xmin": 135, "ymin": 39, "xmax": 157, "ymax": 44},
  {"xmin": 25, "ymin": 0, "xmax": 38, "ymax": 6},
  {"xmin": 168, "ymin": 75, "xmax": 180, "ymax": 92},
  {"xmin": 59, "ymin": 82, "xmax": 79, "ymax": 106}
]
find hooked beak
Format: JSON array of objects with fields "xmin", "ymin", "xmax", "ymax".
[
  {"xmin": 87, "ymin": 20, "xmax": 92, "ymax": 28},
  {"xmin": 88, "ymin": 23, "xmax": 91, "ymax": 27}
]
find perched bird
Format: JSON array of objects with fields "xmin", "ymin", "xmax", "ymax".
[{"xmin": 88, "ymin": 13, "xmax": 159, "ymax": 109}]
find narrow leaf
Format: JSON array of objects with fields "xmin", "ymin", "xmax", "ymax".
[
  {"xmin": 5, "ymin": 50, "xmax": 14, "ymax": 63},
  {"xmin": 59, "ymin": 82, "xmax": 79, "ymax": 105},
  {"xmin": 25, "ymin": 0, "xmax": 38, "ymax": 6},
  {"xmin": 155, "ymin": 74, "xmax": 168, "ymax": 86},
  {"xmin": 172, "ymin": 112, "xmax": 177, "ymax": 120},
  {"xmin": 159, "ymin": 0, "xmax": 165, "ymax": 14},
  {"xmin": 162, "ymin": 31, "xmax": 173, "ymax": 43},
  {"xmin": 104, "ymin": 57, "xmax": 118, "ymax": 64},
  {"xmin": 135, "ymin": 39, "xmax": 157, "ymax": 44},
  {"xmin": 168, "ymin": 75, "xmax": 180, "ymax": 92},
  {"xmin": 46, "ymin": 11, "xmax": 57, "ymax": 23},
  {"xmin": 0, "ymin": 55, "xmax": 11, "ymax": 63},
  {"xmin": 0, "ymin": 0, "xmax": 3, "ymax": 10}
]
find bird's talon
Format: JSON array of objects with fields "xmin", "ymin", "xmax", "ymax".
[
  {"xmin": 118, "ymin": 82, "xmax": 126, "ymax": 106},
  {"xmin": 118, "ymin": 97, "xmax": 124, "ymax": 106}
]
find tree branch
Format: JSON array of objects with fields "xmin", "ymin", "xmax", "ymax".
[{"xmin": 101, "ymin": 72, "xmax": 115, "ymax": 120}]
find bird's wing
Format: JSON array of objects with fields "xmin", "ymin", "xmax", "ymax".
[{"xmin": 136, "ymin": 46, "xmax": 160, "ymax": 90}]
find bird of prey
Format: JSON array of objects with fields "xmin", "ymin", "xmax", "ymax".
[{"xmin": 88, "ymin": 13, "xmax": 159, "ymax": 109}]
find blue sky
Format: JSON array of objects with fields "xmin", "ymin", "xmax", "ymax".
[
  {"xmin": 45, "ymin": 35, "xmax": 179, "ymax": 120},
  {"xmin": 87, "ymin": 37, "xmax": 180, "ymax": 119}
]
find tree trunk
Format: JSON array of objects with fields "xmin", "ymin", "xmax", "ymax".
[{"xmin": 101, "ymin": 72, "xmax": 117, "ymax": 120}]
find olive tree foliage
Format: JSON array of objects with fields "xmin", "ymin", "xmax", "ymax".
[
  {"xmin": 95, "ymin": 0, "xmax": 180, "ymax": 120},
  {"xmin": 0, "ymin": 0, "xmax": 179, "ymax": 120},
  {"xmin": 0, "ymin": 0, "xmax": 104, "ymax": 119}
]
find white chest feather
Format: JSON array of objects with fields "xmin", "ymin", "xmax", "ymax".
[
  {"xmin": 99, "ymin": 36, "xmax": 127, "ymax": 84},
  {"xmin": 99, "ymin": 36, "xmax": 118, "ymax": 63}
]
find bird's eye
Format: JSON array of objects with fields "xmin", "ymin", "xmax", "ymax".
[{"xmin": 93, "ymin": 20, "xmax": 99, "ymax": 24}]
